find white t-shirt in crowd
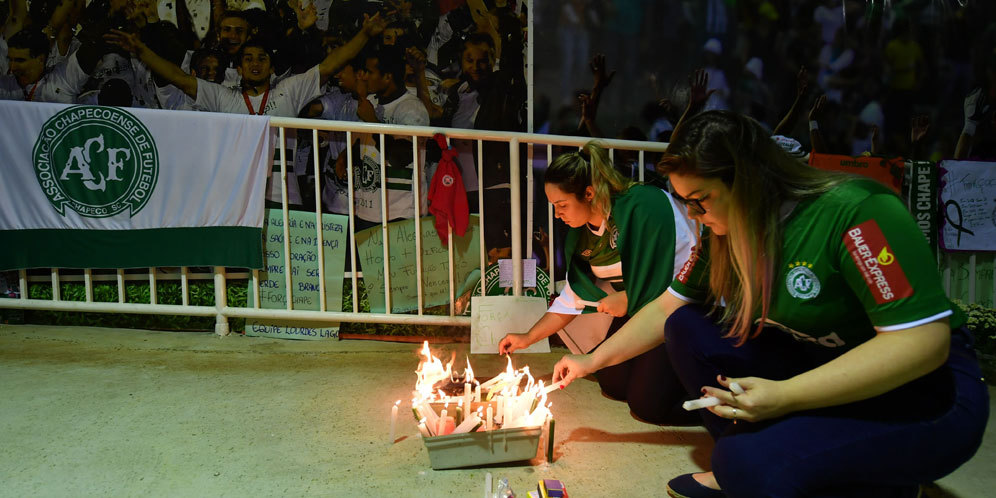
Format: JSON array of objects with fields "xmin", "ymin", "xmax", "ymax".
[
  {"xmin": 0, "ymin": 51, "xmax": 89, "ymax": 103},
  {"xmin": 196, "ymin": 65, "xmax": 323, "ymax": 205}
]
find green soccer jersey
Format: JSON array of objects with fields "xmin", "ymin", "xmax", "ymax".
[
  {"xmin": 669, "ymin": 178, "xmax": 963, "ymax": 352},
  {"xmin": 575, "ymin": 217, "xmax": 624, "ymax": 291}
]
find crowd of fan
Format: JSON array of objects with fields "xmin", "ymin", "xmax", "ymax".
[{"xmin": 538, "ymin": 0, "xmax": 996, "ymax": 164}]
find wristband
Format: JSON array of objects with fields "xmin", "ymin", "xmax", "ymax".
[
  {"xmin": 809, "ymin": 120, "xmax": 819, "ymax": 131},
  {"xmin": 963, "ymin": 120, "xmax": 977, "ymax": 137}
]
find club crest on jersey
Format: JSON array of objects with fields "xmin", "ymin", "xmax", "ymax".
[
  {"xmin": 843, "ymin": 220, "xmax": 913, "ymax": 304},
  {"xmin": 608, "ymin": 224, "xmax": 619, "ymax": 249},
  {"xmin": 441, "ymin": 174, "xmax": 455, "ymax": 186},
  {"xmin": 786, "ymin": 261, "xmax": 820, "ymax": 300}
]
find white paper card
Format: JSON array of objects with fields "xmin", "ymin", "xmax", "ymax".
[
  {"xmin": 498, "ymin": 259, "xmax": 537, "ymax": 288},
  {"xmin": 471, "ymin": 296, "xmax": 550, "ymax": 354}
]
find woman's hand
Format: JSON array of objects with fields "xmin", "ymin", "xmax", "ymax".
[
  {"xmin": 552, "ymin": 354, "xmax": 597, "ymax": 387},
  {"xmin": 597, "ymin": 291, "xmax": 628, "ymax": 317},
  {"xmin": 498, "ymin": 333, "xmax": 530, "ymax": 354},
  {"xmin": 702, "ymin": 375, "xmax": 794, "ymax": 423}
]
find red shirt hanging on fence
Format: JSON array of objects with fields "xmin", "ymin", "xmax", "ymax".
[{"xmin": 428, "ymin": 134, "xmax": 469, "ymax": 243}]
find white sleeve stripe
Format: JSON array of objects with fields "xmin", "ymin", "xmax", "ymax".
[
  {"xmin": 875, "ymin": 310, "xmax": 954, "ymax": 332},
  {"xmin": 667, "ymin": 287, "xmax": 698, "ymax": 303}
]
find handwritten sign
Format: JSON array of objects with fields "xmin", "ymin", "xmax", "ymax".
[
  {"xmin": 470, "ymin": 296, "xmax": 550, "ymax": 354},
  {"xmin": 941, "ymin": 252, "xmax": 995, "ymax": 307},
  {"xmin": 939, "ymin": 160, "xmax": 996, "ymax": 252},
  {"xmin": 355, "ymin": 215, "xmax": 481, "ymax": 313},
  {"xmin": 246, "ymin": 209, "xmax": 349, "ymax": 340},
  {"xmin": 498, "ymin": 259, "xmax": 537, "ymax": 288}
]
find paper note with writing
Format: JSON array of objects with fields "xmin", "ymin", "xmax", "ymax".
[
  {"xmin": 471, "ymin": 296, "xmax": 550, "ymax": 354},
  {"xmin": 246, "ymin": 209, "xmax": 349, "ymax": 340},
  {"xmin": 940, "ymin": 252, "xmax": 995, "ymax": 307},
  {"xmin": 939, "ymin": 160, "xmax": 996, "ymax": 252},
  {"xmin": 498, "ymin": 259, "xmax": 537, "ymax": 288},
  {"xmin": 355, "ymin": 215, "xmax": 481, "ymax": 313}
]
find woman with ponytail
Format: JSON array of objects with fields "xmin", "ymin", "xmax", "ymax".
[
  {"xmin": 498, "ymin": 140, "xmax": 699, "ymax": 425},
  {"xmin": 552, "ymin": 111, "xmax": 988, "ymax": 497}
]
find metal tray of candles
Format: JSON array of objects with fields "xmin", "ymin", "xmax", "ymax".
[{"xmin": 421, "ymin": 399, "xmax": 543, "ymax": 470}]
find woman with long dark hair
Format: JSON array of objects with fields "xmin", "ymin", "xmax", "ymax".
[{"xmin": 553, "ymin": 111, "xmax": 988, "ymax": 497}]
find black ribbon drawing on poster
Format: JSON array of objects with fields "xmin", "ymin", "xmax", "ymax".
[{"xmin": 944, "ymin": 199, "xmax": 975, "ymax": 247}]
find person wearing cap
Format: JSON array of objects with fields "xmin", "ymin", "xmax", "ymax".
[
  {"xmin": 499, "ymin": 141, "xmax": 699, "ymax": 425},
  {"xmin": 552, "ymin": 111, "xmax": 988, "ymax": 497}
]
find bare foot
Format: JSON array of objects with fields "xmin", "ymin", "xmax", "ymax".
[{"xmin": 693, "ymin": 472, "xmax": 720, "ymax": 490}]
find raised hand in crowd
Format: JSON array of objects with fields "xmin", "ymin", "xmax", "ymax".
[
  {"xmin": 385, "ymin": 0, "xmax": 414, "ymax": 20},
  {"xmin": 577, "ymin": 54, "xmax": 614, "ymax": 137},
  {"xmin": 2, "ymin": 0, "xmax": 27, "ymax": 40},
  {"xmin": 910, "ymin": 114, "xmax": 930, "ymax": 160},
  {"xmin": 292, "ymin": 0, "xmax": 319, "ymax": 32},
  {"xmin": 407, "ymin": 45, "xmax": 443, "ymax": 119},
  {"xmin": 808, "ymin": 93, "xmax": 829, "ymax": 154},
  {"xmin": 670, "ymin": 68, "xmax": 715, "ymax": 141},
  {"xmin": 772, "ymin": 66, "xmax": 809, "ymax": 137},
  {"xmin": 955, "ymin": 87, "xmax": 990, "ymax": 159}
]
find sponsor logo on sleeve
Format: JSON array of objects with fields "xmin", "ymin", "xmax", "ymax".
[
  {"xmin": 676, "ymin": 244, "xmax": 701, "ymax": 284},
  {"xmin": 842, "ymin": 220, "xmax": 913, "ymax": 304}
]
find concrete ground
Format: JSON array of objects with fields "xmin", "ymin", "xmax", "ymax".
[{"xmin": 0, "ymin": 324, "xmax": 993, "ymax": 498}]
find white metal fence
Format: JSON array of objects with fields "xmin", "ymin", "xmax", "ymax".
[
  {"xmin": 3, "ymin": 118, "xmax": 992, "ymax": 334},
  {"xmin": 0, "ymin": 118, "xmax": 669, "ymax": 335}
]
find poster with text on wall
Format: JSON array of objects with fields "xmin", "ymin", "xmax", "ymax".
[
  {"xmin": 355, "ymin": 215, "xmax": 481, "ymax": 314},
  {"xmin": 245, "ymin": 209, "xmax": 348, "ymax": 340},
  {"xmin": 471, "ymin": 296, "xmax": 550, "ymax": 354},
  {"xmin": 939, "ymin": 160, "xmax": 996, "ymax": 252}
]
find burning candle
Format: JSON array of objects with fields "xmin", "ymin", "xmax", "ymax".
[
  {"xmin": 682, "ymin": 397, "xmax": 721, "ymax": 410},
  {"xmin": 463, "ymin": 382, "xmax": 472, "ymax": 413},
  {"xmin": 389, "ymin": 400, "xmax": 400, "ymax": 443},
  {"xmin": 417, "ymin": 417, "xmax": 431, "ymax": 437},
  {"xmin": 474, "ymin": 384, "xmax": 481, "ymax": 402}
]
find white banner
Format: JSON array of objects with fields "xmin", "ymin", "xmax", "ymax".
[
  {"xmin": 0, "ymin": 101, "xmax": 272, "ymax": 269},
  {"xmin": 939, "ymin": 160, "xmax": 996, "ymax": 252}
]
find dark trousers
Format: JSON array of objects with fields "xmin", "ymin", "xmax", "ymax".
[
  {"xmin": 664, "ymin": 305, "xmax": 990, "ymax": 497},
  {"xmin": 594, "ymin": 315, "xmax": 695, "ymax": 425}
]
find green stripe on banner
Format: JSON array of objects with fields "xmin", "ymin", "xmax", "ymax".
[{"xmin": 0, "ymin": 227, "xmax": 263, "ymax": 270}]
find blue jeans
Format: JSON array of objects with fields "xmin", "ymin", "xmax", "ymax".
[{"xmin": 664, "ymin": 305, "xmax": 989, "ymax": 497}]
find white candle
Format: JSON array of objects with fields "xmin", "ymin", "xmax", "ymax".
[
  {"xmin": 574, "ymin": 299, "xmax": 600, "ymax": 309},
  {"xmin": 474, "ymin": 384, "xmax": 481, "ymax": 402},
  {"xmin": 417, "ymin": 418, "xmax": 431, "ymax": 437},
  {"xmin": 438, "ymin": 408, "xmax": 448, "ymax": 436},
  {"xmin": 486, "ymin": 405, "xmax": 494, "ymax": 431},
  {"xmin": 484, "ymin": 472, "xmax": 493, "ymax": 498},
  {"xmin": 682, "ymin": 397, "xmax": 721, "ymax": 411},
  {"xmin": 541, "ymin": 381, "xmax": 565, "ymax": 395},
  {"xmin": 729, "ymin": 382, "xmax": 745, "ymax": 395},
  {"xmin": 463, "ymin": 383, "xmax": 473, "ymax": 412},
  {"xmin": 452, "ymin": 411, "xmax": 481, "ymax": 434},
  {"xmin": 389, "ymin": 400, "xmax": 400, "ymax": 443}
]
